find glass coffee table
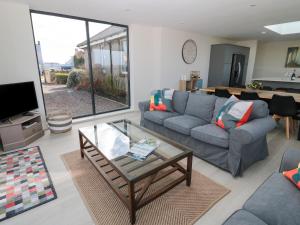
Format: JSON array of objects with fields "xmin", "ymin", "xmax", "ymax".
[{"xmin": 78, "ymin": 120, "xmax": 193, "ymax": 224}]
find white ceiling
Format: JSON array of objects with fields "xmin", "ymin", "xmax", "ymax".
[{"xmin": 9, "ymin": 0, "xmax": 300, "ymax": 41}]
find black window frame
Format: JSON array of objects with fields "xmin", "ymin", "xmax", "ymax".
[{"xmin": 29, "ymin": 10, "xmax": 131, "ymax": 119}]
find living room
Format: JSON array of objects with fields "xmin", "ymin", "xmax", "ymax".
[{"xmin": 0, "ymin": 0, "xmax": 300, "ymax": 225}]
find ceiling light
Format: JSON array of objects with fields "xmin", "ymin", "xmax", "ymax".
[
  {"xmin": 261, "ymin": 31, "xmax": 266, "ymax": 34},
  {"xmin": 265, "ymin": 21, "xmax": 300, "ymax": 35}
]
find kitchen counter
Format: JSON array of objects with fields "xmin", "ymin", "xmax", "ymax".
[
  {"xmin": 252, "ymin": 77, "xmax": 300, "ymax": 83},
  {"xmin": 251, "ymin": 77, "xmax": 300, "ymax": 89}
]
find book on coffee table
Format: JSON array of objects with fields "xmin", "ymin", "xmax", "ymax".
[{"xmin": 128, "ymin": 138, "xmax": 159, "ymax": 161}]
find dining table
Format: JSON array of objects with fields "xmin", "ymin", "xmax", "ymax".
[{"xmin": 200, "ymin": 86, "xmax": 300, "ymax": 103}]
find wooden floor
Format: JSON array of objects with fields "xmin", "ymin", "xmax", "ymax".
[{"xmin": 2, "ymin": 111, "xmax": 300, "ymax": 225}]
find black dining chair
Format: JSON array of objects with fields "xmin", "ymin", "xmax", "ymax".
[
  {"xmin": 275, "ymin": 87, "xmax": 289, "ymax": 92},
  {"xmin": 293, "ymin": 113, "xmax": 300, "ymax": 140},
  {"xmin": 285, "ymin": 88, "xmax": 300, "ymax": 93},
  {"xmin": 262, "ymin": 86, "xmax": 273, "ymax": 91},
  {"xmin": 215, "ymin": 89, "xmax": 231, "ymax": 98},
  {"xmin": 269, "ymin": 94, "xmax": 297, "ymax": 139},
  {"xmin": 240, "ymin": 91, "xmax": 260, "ymax": 100}
]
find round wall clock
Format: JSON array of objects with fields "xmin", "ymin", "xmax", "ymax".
[{"xmin": 182, "ymin": 39, "xmax": 197, "ymax": 64}]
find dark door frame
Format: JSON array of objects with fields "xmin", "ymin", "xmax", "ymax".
[{"xmin": 29, "ymin": 10, "xmax": 131, "ymax": 119}]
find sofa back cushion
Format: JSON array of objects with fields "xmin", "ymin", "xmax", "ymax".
[
  {"xmin": 249, "ymin": 100, "xmax": 269, "ymax": 120},
  {"xmin": 172, "ymin": 91, "xmax": 189, "ymax": 114},
  {"xmin": 185, "ymin": 93, "xmax": 217, "ymax": 122},
  {"xmin": 211, "ymin": 97, "xmax": 228, "ymax": 123}
]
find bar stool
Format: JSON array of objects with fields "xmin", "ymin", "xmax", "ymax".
[
  {"xmin": 240, "ymin": 91, "xmax": 260, "ymax": 100},
  {"xmin": 215, "ymin": 89, "xmax": 231, "ymax": 98},
  {"xmin": 269, "ymin": 94, "xmax": 297, "ymax": 139}
]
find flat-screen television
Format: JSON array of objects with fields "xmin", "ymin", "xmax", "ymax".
[{"xmin": 0, "ymin": 81, "xmax": 39, "ymax": 120}]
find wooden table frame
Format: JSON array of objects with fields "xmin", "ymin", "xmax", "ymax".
[{"xmin": 78, "ymin": 121, "xmax": 193, "ymax": 224}]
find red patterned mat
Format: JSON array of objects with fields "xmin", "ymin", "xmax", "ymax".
[{"xmin": 0, "ymin": 146, "xmax": 57, "ymax": 221}]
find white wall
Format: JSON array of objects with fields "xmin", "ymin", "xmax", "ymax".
[
  {"xmin": 0, "ymin": 1, "xmax": 46, "ymax": 125},
  {"xmin": 129, "ymin": 25, "xmax": 162, "ymax": 109},
  {"xmin": 129, "ymin": 25, "xmax": 228, "ymax": 109},
  {"xmin": 253, "ymin": 39, "xmax": 300, "ymax": 79},
  {"xmin": 159, "ymin": 28, "xmax": 226, "ymax": 89},
  {"xmin": 234, "ymin": 40, "xmax": 258, "ymax": 84}
]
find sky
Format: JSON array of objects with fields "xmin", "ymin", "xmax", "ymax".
[{"xmin": 31, "ymin": 13, "xmax": 110, "ymax": 64}]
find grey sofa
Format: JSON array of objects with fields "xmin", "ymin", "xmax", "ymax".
[
  {"xmin": 139, "ymin": 91, "xmax": 276, "ymax": 176},
  {"xmin": 223, "ymin": 149, "xmax": 300, "ymax": 225}
]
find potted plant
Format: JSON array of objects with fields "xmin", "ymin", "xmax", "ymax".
[{"xmin": 247, "ymin": 81, "xmax": 263, "ymax": 90}]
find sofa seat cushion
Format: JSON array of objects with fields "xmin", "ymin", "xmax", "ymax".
[
  {"xmin": 222, "ymin": 210, "xmax": 267, "ymax": 225},
  {"xmin": 144, "ymin": 111, "xmax": 178, "ymax": 125},
  {"xmin": 243, "ymin": 173, "xmax": 300, "ymax": 225},
  {"xmin": 164, "ymin": 115, "xmax": 207, "ymax": 135},
  {"xmin": 191, "ymin": 124, "xmax": 229, "ymax": 148}
]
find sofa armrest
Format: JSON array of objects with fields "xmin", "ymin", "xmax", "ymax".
[
  {"xmin": 230, "ymin": 116, "xmax": 276, "ymax": 145},
  {"xmin": 279, "ymin": 149, "xmax": 300, "ymax": 172},
  {"xmin": 138, "ymin": 101, "xmax": 150, "ymax": 113}
]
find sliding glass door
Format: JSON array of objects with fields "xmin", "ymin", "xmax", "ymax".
[
  {"xmin": 31, "ymin": 11, "xmax": 130, "ymax": 119},
  {"xmin": 88, "ymin": 22, "xmax": 129, "ymax": 114}
]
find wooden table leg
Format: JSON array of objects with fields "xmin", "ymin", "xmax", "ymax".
[
  {"xmin": 128, "ymin": 182, "xmax": 136, "ymax": 224},
  {"xmin": 285, "ymin": 117, "xmax": 290, "ymax": 139},
  {"xmin": 79, "ymin": 132, "xmax": 84, "ymax": 159},
  {"xmin": 186, "ymin": 154, "xmax": 193, "ymax": 187}
]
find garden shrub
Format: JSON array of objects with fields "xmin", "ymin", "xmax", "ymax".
[
  {"xmin": 67, "ymin": 70, "xmax": 83, "ymax": 88},
  {"xmin": 55, "ymin": 73, "xmax": 69, "ymax": 84},
  {"xmin": 93, "ymin": 74, "xmax": 127, "ymax": 103}
]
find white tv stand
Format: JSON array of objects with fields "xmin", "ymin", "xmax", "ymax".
[{"xmin": 0, "ymin": 112, "xmax": 44, "ymax": 151}]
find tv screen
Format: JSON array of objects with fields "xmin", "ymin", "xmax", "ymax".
[{"xmin": 0, "ymin": 81, "xmax": 39, "ymax": 120}]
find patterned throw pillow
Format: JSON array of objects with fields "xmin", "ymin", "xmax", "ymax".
[
  {"xmin": 216, "ymin": 95, "xmax": 253, "ymax": 130},
  {"xmin": 150, "ymin": 89, "xmax": 175, "ymax": 112},
  {"xmin": 283, "ymin": 163, "xmax": 300, "ymax": 189}
]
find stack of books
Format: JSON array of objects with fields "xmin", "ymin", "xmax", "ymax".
[{"xmin": 128, "ymin": 138, "xmax": 159, "ymax": 161}]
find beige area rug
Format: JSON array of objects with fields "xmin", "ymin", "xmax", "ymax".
[{"xmin": 62, "ymin": 151, "xmax": 230, "ymax": 225}]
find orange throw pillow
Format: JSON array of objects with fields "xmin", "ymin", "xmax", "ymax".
[{"xmin": 283, "ymin": 163, "xmax": 300, "ymax": 189}]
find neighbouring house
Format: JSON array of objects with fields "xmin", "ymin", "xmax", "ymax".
[
  {"xmin": 77, "ymin": 26, "xmax": 128, "ymax": 78},
  {"xmin": 62, "ymin": 56, "xmax": 75, "ymax": 71},
  {"xmin": 43, "ymin": 62, "xmax": 62, "ymax": 71}
]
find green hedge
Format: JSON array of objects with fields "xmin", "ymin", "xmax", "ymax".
[{"xmin": 55, "ymin": 73, "xmax": 69, "ymax": 84}]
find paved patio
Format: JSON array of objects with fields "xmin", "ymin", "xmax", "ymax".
[{"xmin": 43, "ymin": 84, "xmax": 128, "ymax": 118}]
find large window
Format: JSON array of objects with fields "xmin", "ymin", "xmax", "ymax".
[{"xmin": 31, "ymin": 11, "xmax": 130, "ymax": 118}]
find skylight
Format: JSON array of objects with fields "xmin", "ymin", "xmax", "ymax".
[{"xmin": 265, "ymin": 21, "xmax": 300, "ymax": 35}]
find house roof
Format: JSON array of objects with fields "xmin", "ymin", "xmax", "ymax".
[{"xmin": 77, "ymin": 26, "xmax": 127, "ymax": 48}]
